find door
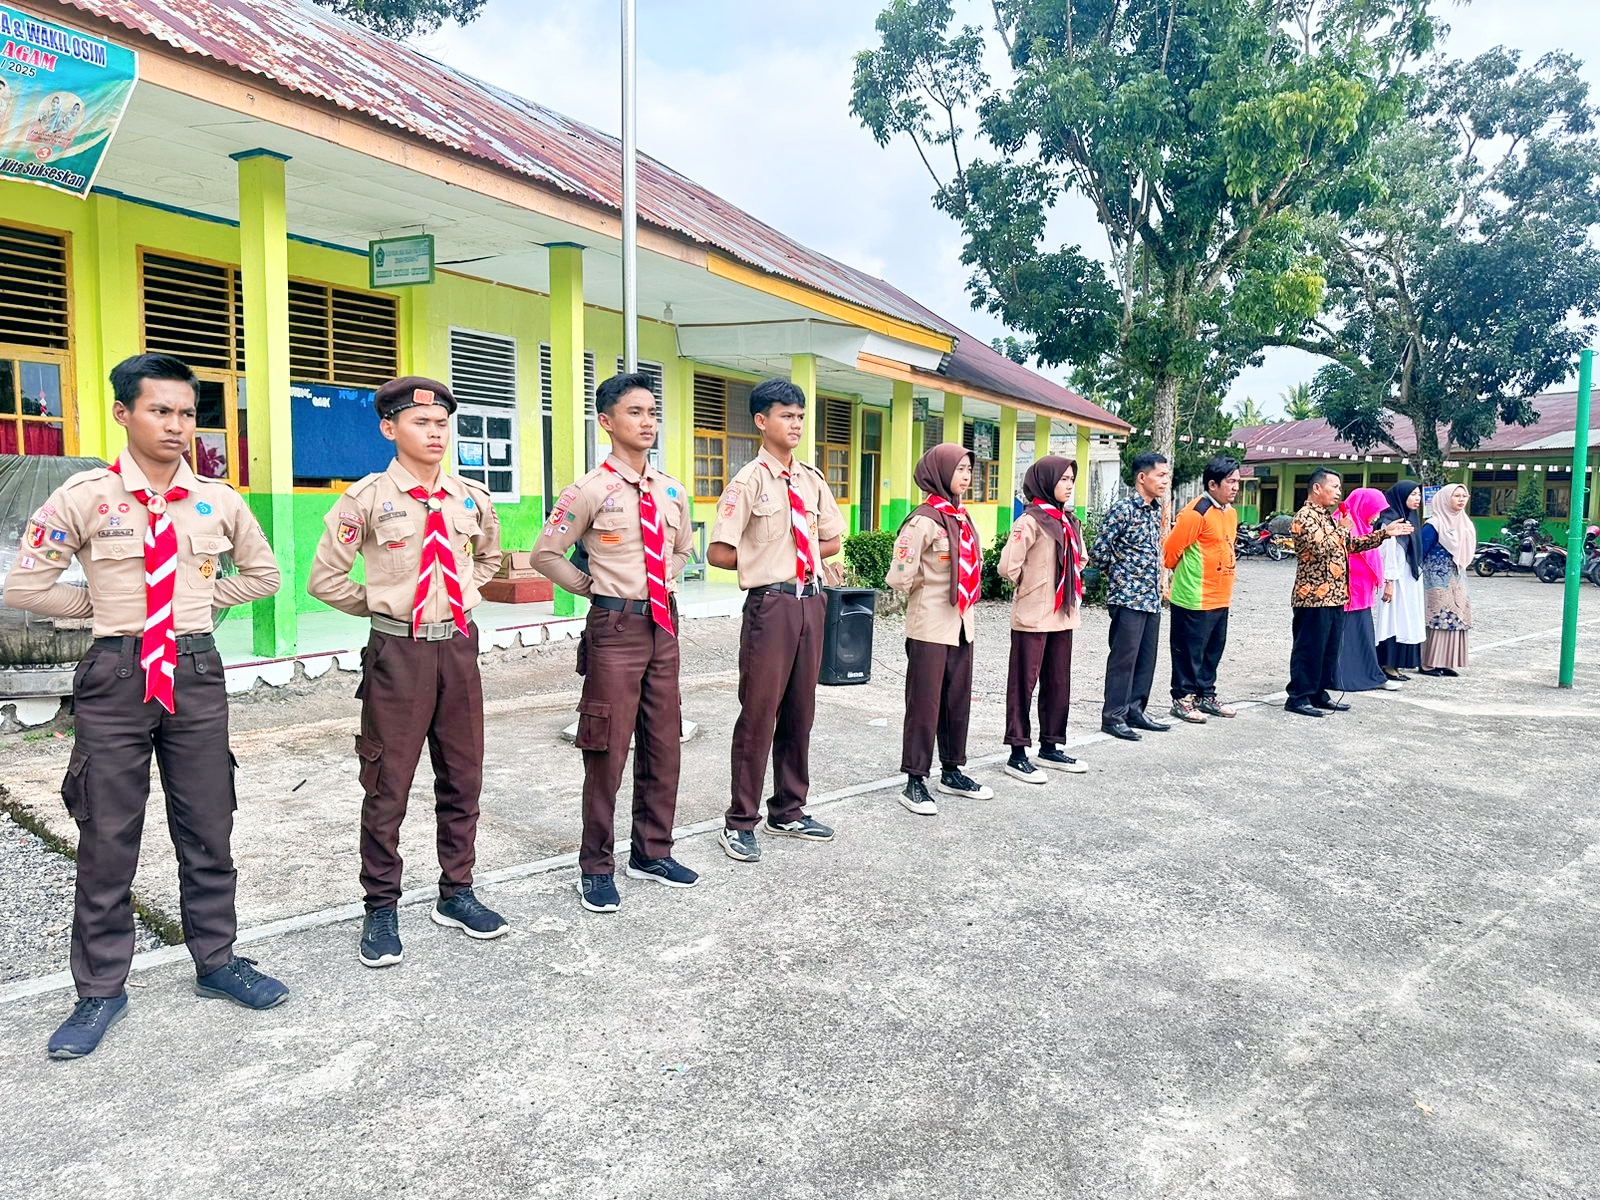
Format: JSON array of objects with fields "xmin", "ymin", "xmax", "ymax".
[{"xmin": 859, "ymin": 409, "xmax": 882, "ymax": 531}]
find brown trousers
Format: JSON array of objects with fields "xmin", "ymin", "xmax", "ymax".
[
  {"xmin": 355, "ymin": 626, "xmax": 483, "ymax": 910},
  {"xmin": 63, "ymin": 638, "xmax": 237, "ymax": 997},
  {"xmin": 573, "ymin": 604, "xmax": 681, "ymax": 873},
  {"xmin": 1005, "ymin": 629, "xmax": 1074, "ymax": 747},
  {"xmin": 901, "ymin": 635, "xmax": 974, "ymax": 776},
  {"xmin": 727, "ymin": 589, "xmax": 825, "ymax": 829}
]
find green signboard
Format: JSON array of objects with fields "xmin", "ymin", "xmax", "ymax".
[
  {"xmin": 369, "ymin": 234, "xmax": 435, "ymax": 288},
  {"xmin": 0, "ymin": 6, "xmax": 138, "ymax": 197}
]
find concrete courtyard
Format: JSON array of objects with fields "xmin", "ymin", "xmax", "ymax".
[{"xmin": 0, "ymin": 560, "xmax": 1597, "ymax": 1198}]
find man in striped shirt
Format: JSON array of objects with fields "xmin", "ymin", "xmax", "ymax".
[{"xmin": 1163, "ymin": 457, "xmax": 1241, "ymax": 723}]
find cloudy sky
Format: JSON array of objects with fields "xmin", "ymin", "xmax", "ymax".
[{"xmin": 417, "ymin": 1, "xmax": 1598, "ymax": 419}]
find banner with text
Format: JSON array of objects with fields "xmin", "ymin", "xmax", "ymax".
[{"xmin": 0, "ymin": 6, "xmax": 137, "ymax": 197}]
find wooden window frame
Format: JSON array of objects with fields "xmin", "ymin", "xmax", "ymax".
[
  {"xmin": 818, "ymin": 395, "xmax": 852, "ymax": 503},
  {"xmin": 0, "ymin": 220, "xmax": 75, "ymax": 456}
]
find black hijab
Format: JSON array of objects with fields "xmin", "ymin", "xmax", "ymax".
[{"xmin": 1378, "ymin": 479, "xmax": 1422, "ymax": 578}]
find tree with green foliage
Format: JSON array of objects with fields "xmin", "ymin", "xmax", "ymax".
[
  {"xmin": 314, "ymin": 0, "xmax": 484, "ymax": 38},
  {"xmin": 1230, "ymin": 394, "xmax": 1269, "ymax": 427},
  {"xmin": 1286, "ymin": 49, "xmax": 1600, "ymax": 483},
  {"xmin": 1496, "ymin": 474, "xmax": 1550, "ymax": 548},
  {"xmin": 991, "ymin": 335, "xmax": 1036, "ymax": 364},
  {"xmin": 1281, "ymin": 382, "xmax": 1319, "ymax": 420},
  {"xmin": 851, "ymin": 0, "xmax": 1438, "ymax": 485}
]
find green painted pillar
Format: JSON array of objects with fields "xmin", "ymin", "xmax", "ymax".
[
  {"xmin": 234, "ymin": 149, "xmax": 297, "ymax": 657},
  {"xmin": 792, "ymin": 352, "xmax": 818, "ymax": 466},
  {"xmin": 1076, "ymin": 424, "xmax": 1091, "ymax": 522},
  {"xmin": 84, "ymin": 193, "xmax": 135, "ymax": 459},
  {"xmin": 941, "ymin": 391, "xmax": 963, "ymax": 445},
  {"xmin": 997, "ymin": 406, "xmax": 1017, "ymax": 535},
  {"xmin": 1560, "ymin": 349, "xmax": 1593, "ymax": 687},
  {"xmin": 847, "ymin": 396, "xmax": 863, "ymax": 534},
  {"xmin": 1034, "ymin": 415, "xmax": 1053, "ymax": 463},
  {"xmin": 885, "ymin": 378, "xmax": 917, "ymax": 529},
  {"xmin": 548, "ymin": 243, "xmax": 588, "ymax": 617}
]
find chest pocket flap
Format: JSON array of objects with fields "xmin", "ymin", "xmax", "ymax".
[
  {"xmin": 453, "ymin": 514, "xmax": 481, "ymax": 536},
  {"xmin": 89, "ymin": 536, "xmax": 144, "ymax": 560},
  {"xmin": 190, "ymin": 534, "xmax": 233, "ymax": 556},
  {"xmin": 379, "ymin": 520, "xmax": 417, "ymax": 542}
]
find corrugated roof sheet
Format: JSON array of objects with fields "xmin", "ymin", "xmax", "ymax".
[
  {"xmin": 52, "ymin": 0, "xmax": 1128, "ymax": 429},
  {"xmin": 1235, "ymin": 395, "xmax": 1596, "ymax": 462}
]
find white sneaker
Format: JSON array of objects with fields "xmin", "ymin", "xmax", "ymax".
[
  {"xmin": 937, "ymin": 770, "xmax": 995, "ymax": 800},
  {"xmin": 1382, "ymin": 680, "xmax": 1402, "ymax": 691},
  {"xmin": 1003, "ymin": 758, "xmax": 1048, "ymax": 785}
]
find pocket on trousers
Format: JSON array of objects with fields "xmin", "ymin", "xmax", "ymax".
[
  {"xmin": 61, "ymin": 746, "xmax": 92, "ymax": 822},
  {"xmin": 574, "ymin": 699, "xmax": 610, "ymax": 752},
  {"xmin": 355, "ymin": 734, "xmax": 383, "ymax": 793}
]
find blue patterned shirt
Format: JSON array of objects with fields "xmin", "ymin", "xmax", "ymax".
[{"xmin": 1092, "ymin": 494, "xmax": 1163, "ymax": 612}]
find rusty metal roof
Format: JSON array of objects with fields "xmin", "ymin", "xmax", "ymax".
[
  {"xmin": 53, "ymin": 0, "xmax": 1128, "ymax": 427},
  {"xmin": 1235, "ymin": 397, "xmax": 1597, "ymax": 463}
]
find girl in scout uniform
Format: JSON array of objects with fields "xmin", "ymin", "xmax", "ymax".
[
  {"xmin": 998, "ymin": 456, "xmax": 1089, "ymax": 782},
  {"xmin": 886, "ymin": 443, "xmax": 993, "ymax": 816}
]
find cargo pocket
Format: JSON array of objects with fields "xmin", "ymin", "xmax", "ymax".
[
  {"xmin": 574, "ymin": 699, "xmax": 610, "ymax": 751},
  {"xmin": 61, "ymin": 746, "xmax": 92, "ymax": 822},
  {"xmin": 574, "ymin": 630, "xmax": 589, "ymax": 677},
  {"xmin": 355, "ymin": 734, "xmax": 383, "ymax": 795}
]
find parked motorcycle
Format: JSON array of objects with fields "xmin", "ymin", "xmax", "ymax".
[
  {"xmin": 1235, "ymin": 517, "xmax": 1293, "ymax": 561},
  {"xmin": 1536, "ymin": 525, "xmax": 1600, "ymax": 583},
  {"xmin": 1472, "ymin": 518, "xmax": 1552, "ymax": 577}
]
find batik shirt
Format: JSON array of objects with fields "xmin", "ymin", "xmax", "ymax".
[
  {"xmin": 1091, "ymin": 494, "xmax": 1163, "ymax": 613},
  {"xmin": 1289, "ymin": 501, "xmax": 1388, "ymax": 609}
]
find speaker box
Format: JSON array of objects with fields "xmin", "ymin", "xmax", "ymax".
[{"xmin": 819, "ymin": 586, "xmax": 877, "ymax": 685}]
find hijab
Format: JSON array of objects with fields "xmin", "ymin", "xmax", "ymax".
[
  {"xmin": 1427, "ymin": 483, "xmax": 1476, "ymax": 571},
  {"xmin": 1020, "ymin": 455, "xmax": 1084, "ymax": 609},
  {"xmin": 1338, "ymin": 487, "xmax": 1389, "ymax": 611},
  {"xmin": 1378, "ymin": 479, "xmax": 1422, "ymax": 579},
  {"xmin": 906, "ymin": 443, "xmax": 978, "ymax": 609}
]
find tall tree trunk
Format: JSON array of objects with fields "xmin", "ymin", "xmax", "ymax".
[{"xmin": 1414, "ymin": 421, "xmax": 1447, "ymax": 486}]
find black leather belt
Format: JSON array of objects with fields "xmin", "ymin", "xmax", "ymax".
[
  {"xmin": 591, "ymin": 595, "xmax": 653, "ymax": 616},
  {"xmin": 93, "ymin": 633, "xmax": 215, "ymax": 655},
  {"xmin": 748, "ymin": 583, "xmax": 823, "ymax": 599}
]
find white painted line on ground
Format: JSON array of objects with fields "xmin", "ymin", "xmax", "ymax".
[
  {"xmin": 1474, "ymin": 616, "xmax": 1600, "ymax": 654},
  {"xmin": 0, "ymin": 688, "xmax": 1296, "ymax": 1007}
]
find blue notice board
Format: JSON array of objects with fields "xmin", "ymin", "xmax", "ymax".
[{"xmin": 291, "ymin": 383, "xmax": 394, "ymax": 479}]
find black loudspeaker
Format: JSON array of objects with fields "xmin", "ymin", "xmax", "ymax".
[{"xmin": 819, "ymin": 586, "xmax": 877, "ymax": 685}]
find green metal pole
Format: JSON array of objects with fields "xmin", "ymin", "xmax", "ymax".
[{"xmin": 1558, "ymin": 348, "xmax": 1593, "ymax": 687}]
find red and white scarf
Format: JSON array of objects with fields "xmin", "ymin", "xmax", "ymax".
[
  {"xmin": 925, "ymin": 494, "xmax": 979, "ymax": 613},
  {"xmin": 109, "ymin": 456, "xmax": 188, "ymax": 713}
]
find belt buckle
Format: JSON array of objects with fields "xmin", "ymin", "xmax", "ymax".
[{"xmin": 423, "ymin": 622, "xmax": 453, "ymax": 642}]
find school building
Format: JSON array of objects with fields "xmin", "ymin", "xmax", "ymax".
[
  {"xmin": 1233, "ymin": 394, "xmax": 1600, "ymax": 539},
  {"xmin": 0, "ymin": 0, "xmax": 1129, "ymax": 662}
]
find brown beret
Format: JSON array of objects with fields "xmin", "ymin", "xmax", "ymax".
[{"xmin": 374, "ymin": 376, "xmax": 456, "ymax": 419}]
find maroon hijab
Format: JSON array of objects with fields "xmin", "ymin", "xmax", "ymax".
[
  {"xmin": 904, "ymin": 442, "xmax": 977, "ymax": 609},
  {"xmin": 1021, "ymin": 455, "xmax": 1082, "ymax": 606}
]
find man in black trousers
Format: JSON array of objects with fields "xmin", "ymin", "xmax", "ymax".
[
  {"xmin": 1093, "ymin": 451, "xmax": 1172, "ymax": 741},
  {"xmin": 1285, "ymin": 468, "xmax": 1411, "ymax": 717}
]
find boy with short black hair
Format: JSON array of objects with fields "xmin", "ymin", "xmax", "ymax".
[
  {"xmin": 706, "ymin": 378, "xmax": 845, "ymax": 862},
  {"xmin": 531, "ymin": 372, "xmax": 697, "ymax": 914},
  {"xmin": 5, "ymin": 352, "xmax": 287, "ymax": 1059},
  {"xmin": 307, "ymin": 376, "xmax": 506, "ymax": 967}
]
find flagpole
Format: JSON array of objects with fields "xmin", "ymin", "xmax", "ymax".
[{"xmin": 621, "ymin": 0, "xmax": 639, "ymax": 374}]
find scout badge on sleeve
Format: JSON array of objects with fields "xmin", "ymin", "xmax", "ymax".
[{"xmin": 337, "ymin": 513, "xmax": 363, "ymax": 545}]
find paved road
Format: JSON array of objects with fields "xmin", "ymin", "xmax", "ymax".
[{"xmin": 0, "ymin": 564, "xmax": 1596, "ymax": 1198}]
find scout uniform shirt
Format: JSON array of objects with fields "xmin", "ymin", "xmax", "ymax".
[
  {"xmin": 887, "ymin": 513, "xmax": 978, "ymax": 646},
  {"xmin": 709, "ymin": 447, "xmax": 845, "ymax": 590},
  {"xmin": 306, "ymin": 462, "xmax": 501, "ymax": 622},
  {"xmin": 4, "ymin": 457, "xmax": 280, "ymax": 635},
  {"xmin": 529, "ymin": 453, "xmax": 694, "ymax": 598},
  {"xmin": 998, "ymin": 512, "xmax": 1081, "ymax": 634}
]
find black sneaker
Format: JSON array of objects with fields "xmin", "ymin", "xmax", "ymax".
[
  {"xmin": 46, "ymin": 993, "xmax": 127, "ymax": 1060},
  {"xmin": 899, "ymin": 776, "xmax": 937, "ymax": 816},
  {"xmin": 626, "ymin": 854, "xmax": 700, "ymax": 888},
  {"xmin": 577, "ymin": 873, "xmax": 621, "ymax": 913},
  {"xmin": 194, "ymin": 957, "xmax": 289, "ymax": 1009},
  {"xmin": 432, "ymin": 887, "xmax": 510, "ymax": 939},
  {"xmin": 766, "ymin": 814, "xmax": 834, "ymax": 841},
  {"xmin": 1036, "ymin": 746, "xmax": 1089, "ymax": 775},
  {"xmin": 359, "ymin": 906, "xmax": 403, "ymax": 968},
  {"xmin": 937, "ymin": 769, "xmax": 994, "ymax": 800},
  {"xmin": 720, "ymin": 828, "xmax": 762, "ymax": 862},
  {"xmin": 1004, "ymin": 754, "xmax": 1046, "ymax": 784}
]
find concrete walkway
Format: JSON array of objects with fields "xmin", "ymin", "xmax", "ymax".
[{"xmin": 0, "ymin": 565, "xmax": 1596, "ymax": 1198}]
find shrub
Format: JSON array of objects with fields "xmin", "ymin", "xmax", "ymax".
[
  {"xmin": 1496, "ymin": 476, "xmax": 1548, "ymax": 549},
  {"xmin": 1078, "ymin": 508, "xmax": 1109, "ymax": 607},
  {"xmin": 843, "ymin": 529, "xmax": 896, "ymax": 590},
  {"xmin": 982, "ymin": 522, "xmax": 1014, "ymax": 601}
]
